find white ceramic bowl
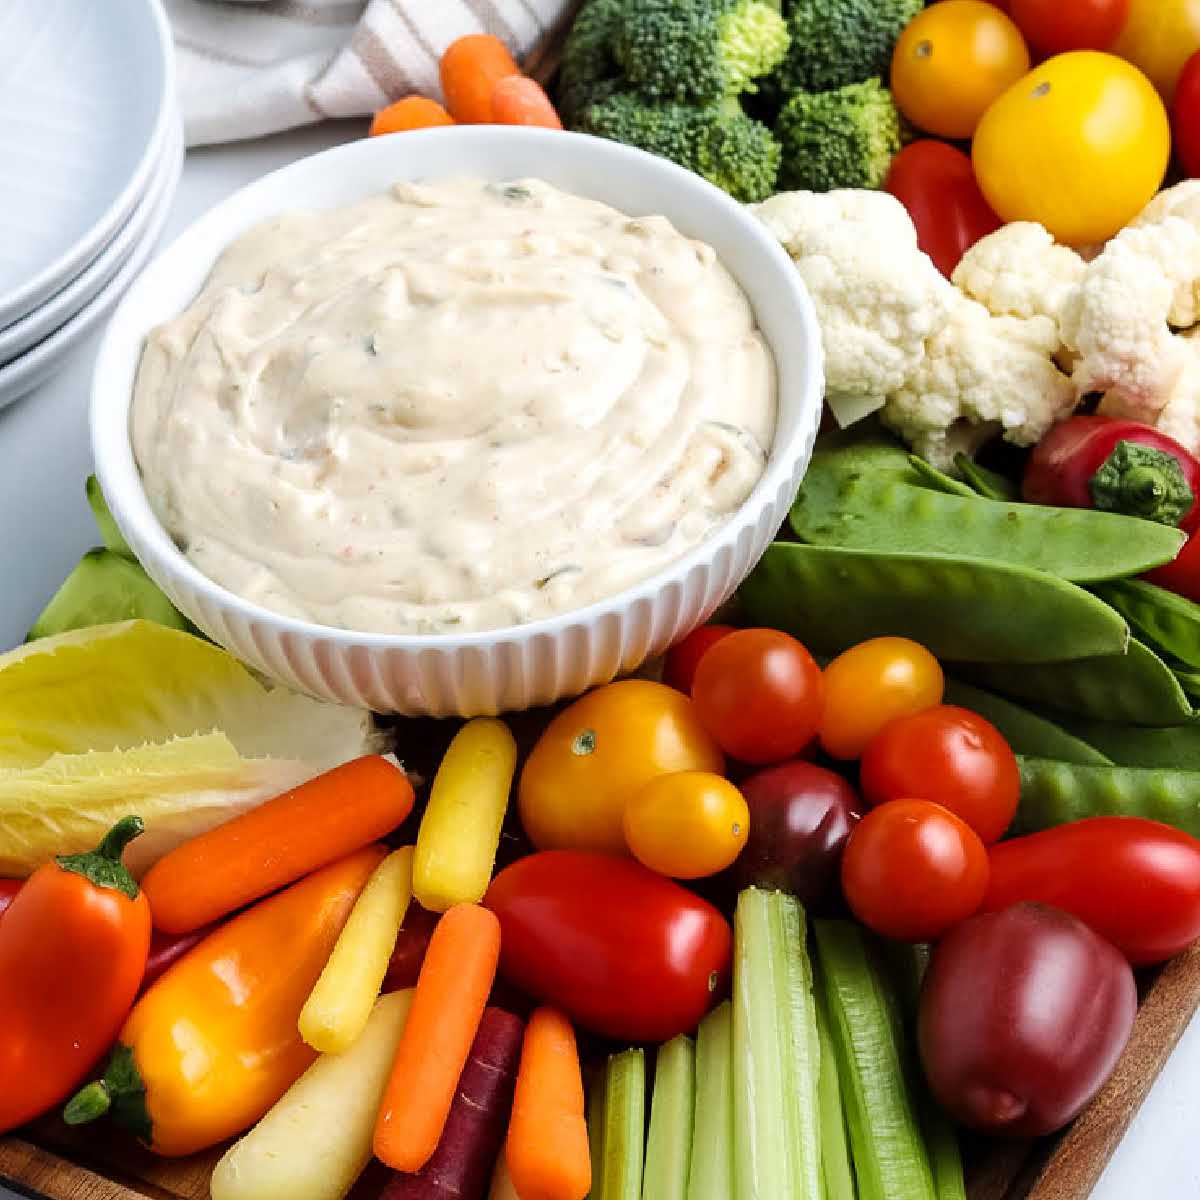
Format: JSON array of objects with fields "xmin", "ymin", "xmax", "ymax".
[{"xmin": 92, "ymin": 128, "xmax": 824, "ymax": 716}]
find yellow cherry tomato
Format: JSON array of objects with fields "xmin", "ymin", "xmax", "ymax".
[
  {"xmin": 623, "ymin": 772, "xmax": 749, "ymax": 880},
  {"xmin": 891, "ymin": 0, "xmax": 1031, "ymax": 139},
  {"xmin": 519, "ymin": 680, "xmax": 724, "ymax": 856},
  {"xmin": 973, "ymin": 51, "xmax": 1170, "ymax": 245},
  {"xmin": 818, "ymin": 637, "xmax": 944, "ymax": 760},
  {"xmin": 1113, "ymin": 0, "xmax": 1200, "ymax": 102}
]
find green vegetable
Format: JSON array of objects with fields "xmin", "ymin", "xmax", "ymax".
[
  {"xmin": 814, "ymin": 977, "xmax": 856, "ymax": 1200},
  {"xmin": 558, "ymin": 0, "xmax": 627, "ymax": 123},
  {"xmin": 27, "ymin": 549, "xmax": 194, "ymax": 642},
  {"xmin": 615, "ymin": 0, "xmax": 789, "ymax": 104},
  {"xmin": 776, "ymin": 78, "xmax": 901, "ymax": 192},
  {"xmin": 1049, "ymin": 716, "xmax": 1200, "ymax": 770},
  {"xmin": 789, "ymin": 459, "xmax": 1185, "ymax": 583},
  {"xmin": 592, "ymin": 1049, "xmax": 646, "ymax": 1200},
  {"xmin": 813, "ymin": 920, "xmax": 935, "ymax": 1200},
  {"xmin": 907, "ymin": 456, "xmax": 978, "ymax": 499},
  {"xmin": 739, "ymin": 543, "xmax": 1130, "ymax": 663},
  {"xmin": 1174, "ymin": 666, "xmax": 1200, "ymax": 701},
  {"xmin": 1092, "ymin": 579, "xmax": 1200, "ymax": 670},
  {"xmin": 0, "ymin": 621, "xmax": 381, "ymax": 876},
  {"xmin": 772, "ymin": 0, "xmax": 924, "ymax": 93},
  {"xmin": 732, "ymin": 888, "xmax": 821, "ymax": 1200},
  {"xmin": 643, "ymin": 1035, "xmax": 695, "ymax": 1200},
  {"xmin": 1015, "ymin": 757, "xmax": 1200, "ymax": 837},
  {"xmin": 963, "ymin": 639, "xmax": 1193, "ymax": 727},
  {"xmin": 688, "ymin": 1002, "xmax": 735, "ymax": 1200},
  {"xmin": 86, "ymin": 476, "xmax": 133, "ymax": 559},
  {"xmin": 942, "ymin": 679, "xmax": 1113, "ymax": 765},
  {"xmin": 576, "ymin": 92, "xmax": 780, "ymax": 202},
  {"xmin": 954, "ymin": 454, "xmax": 1020, "ymax": 503}
]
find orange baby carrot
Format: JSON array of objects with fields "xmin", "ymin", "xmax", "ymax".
[
  {"xmin": 490, "ymin": 76, "xmax": 563, "ymax": 130},
  {"xmin": 142, "ymin": 756, "xmax": 414, "ymax": 934},
  {"xmin": 440, "ymin": 34, "xmax": 520, "ymax": 123},
  {"xmin": 369, "ymin": 96, "xmax": 455, "ymax": 136},
  {"xmin": 505, "ymin": 1007, "xmax": 591, "ymax": 1200},
  {"xmin": 373, "ymin": 903, "xmax": 502, "ymax": 1172}
]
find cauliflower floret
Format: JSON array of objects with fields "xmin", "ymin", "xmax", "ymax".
[
  {"xmin": 757, "ymin": 189, "xmax": 1077, "ymax": 465},
  {"xmin": 1102, "ymin": 329, "xmax": 1200, "ymax": 455},
  {"xmin": 752, "ymin": 190, "xmax": 958, "ymax": 403},
  {"xmin": 1060, "ymin": 224, "xmax": 1198, "ymax": 424},
  {"xmin": 952, "ymin": 222, "xmax": 1085, "ymax": 334},
  {"xmin": 883, "ymin": 302, "xmax": 1077, "ymax": 468}
]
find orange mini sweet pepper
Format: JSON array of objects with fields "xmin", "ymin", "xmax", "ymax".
[
  {"xmin": 65, "ymin": 843, "xmax": 384, "ymax": 1156},
  {"xmin": 0, "ymin": 816, "xmax": 150, "ymax": 1135}
]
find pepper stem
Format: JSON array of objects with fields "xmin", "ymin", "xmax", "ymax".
[
  {"xmin": 1089, "ymin": 440, "xmax": 1194, "ymax": 528},
  {"xmin": 57, "ymin": 815, "xmax": 144, "ymax": 900},
  {"xmin": 63, "ymin": 1082, "xmax": 112, "ymax": 1126}
]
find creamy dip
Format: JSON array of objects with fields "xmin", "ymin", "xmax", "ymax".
[{"xmin": 132, "ymin": 177, "xmax": 777, "ymax": 634}]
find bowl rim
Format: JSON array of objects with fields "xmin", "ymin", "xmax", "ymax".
[{"xmin": 92, "ymin": 126, "xmax": 824, "ymax": 650}]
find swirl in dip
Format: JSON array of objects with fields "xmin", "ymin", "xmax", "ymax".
[{"xmin": 132, "ymin": 178, "xmax": 777, "ymax": 634}]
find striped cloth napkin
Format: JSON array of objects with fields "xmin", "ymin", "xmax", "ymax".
[{"xmin": 167, "ymin": 0, "xmax": 577, "ymax": 147}]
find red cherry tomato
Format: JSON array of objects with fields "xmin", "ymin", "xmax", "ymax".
[
  {"xmin": 485, "ymin": 850, "xmax": 732, "ymax": 1041},
  {"xmin": 1008, "ymin": 0, "xmax": 1130, "ymax": 56},
  {"xmin": 1174, "ymin": 50, "xmax": 1200, "ymax": 178},
  {"xmin": 885, "ymin": 140, "xmax": 1003, "ymax": 277},
  {"xmin": 0, "ymin": 880, "xmax": 19, "ymax": 923},
  {"xmin": 662, "ymin": 624, "xmax": 736, "ymax": 695},
  {"xmin": 841, "ymin": 799, "xmax": 989, "ymax": 941},
  {"xmin": 1145, "ymin": 528, "xmax": 1200, "ymax": 601},
  {"xmin": 859, "ymin": 705, "xmax": 1020, "ymax": 844},
  {"xmin": 983, "ymin": 817, "xmax": 1200, "ymax": 965},
  {"xmin": 691, "ymin": 629, "xmax": 824, "ymax": 764}
]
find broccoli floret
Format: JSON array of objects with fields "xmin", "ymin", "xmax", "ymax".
[
  {"xmin": 774, "ymin": 0, "xmax": 923, "ymax": 93},
  {"xmin": 577, "ymin": 92, "xmax": 781, "ymax": 203},
  {"xmin": 615, "ymin": 0, "xmax": 790, "ymax": 105},
  {"xmin": 559, "ymin": 0, "xmax": 629, "ymax": 124},
  {"xmin": 775, "ymin": 77, "xmax": 900, "ymax": 192}
]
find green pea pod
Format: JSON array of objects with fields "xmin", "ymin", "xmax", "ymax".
[
  {"xmin": 906, "ymin": 456, "xmax": 977, "ymax": 499},
  {"xmin": 963, "ymin": 639, "xmax": 1194, "ymax": 727},
  {"xmin": 738, "ymin": 543, "xmax": 1130, "ymax": 664},
  {"xmin": 953, "ymin": 455, "xmax": 1020, "ymax": 502},
  {"xmin": 1175, "ymin": 667, "xmax": 1200, "ymax": 701},
  {"xmin": 942, "ymin": 680, "xmax": 1112, "ymax": 766},
  {"xmin": 790, "ymin": 471, "xmax": 1184, "ymax": 582},
  {"xmin": 1092, "ymin": 579, "xmax": 1200, "ymax": 670},
  {"xmin": 1048, "ymin": 715, "xmax": 1200, "ymax": 771},
  {"xmin": 1015, "ymin": 757, "xmax": 1200, "ymax": 837}
]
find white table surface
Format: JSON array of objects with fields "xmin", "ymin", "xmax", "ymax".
[{"xmin": 1, "ymin": 123, "xmax": 1198, "ymax": 1200}]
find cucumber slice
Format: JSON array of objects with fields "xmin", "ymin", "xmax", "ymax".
[
  {"xmin": 644, "ymin": 1035, "xmax": 695, "ymax": 1200},
  {"xmin": 688, "ymin": 1002, "xmax": 734, "ymax": 1200},
  {"xmin": 733, "ymin": 888, "xmax": 822, "ymax": 1200},
  {"xmin": 813, "ymin": 920, "xmax": 935, "ymax": 1200},
  {"xmin": 592, "ymin": 1049, "xmax": 645, "ymax": 1200}
]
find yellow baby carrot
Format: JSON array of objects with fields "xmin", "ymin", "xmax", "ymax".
[
  {"xmin": 414, "ymin": 718, "xmax": 517, "ymax": 912},
  {"xmin": 299, "ymin": 846, "xmax": 414, "ymax": 1053}
]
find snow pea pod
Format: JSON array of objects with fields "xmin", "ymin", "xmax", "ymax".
[
  {"xmin": 790, "ymin": 472, "xmax": 1184, "ymax": 582},
  {"xmin": 964, "ymin": 640, "xmax": 1194, "ymax": 727},
  {"xmin": 1091, "ymin": 580, "xmax": 1200, "ymax": 670},
  {"xmin": 954, "ymin": 455, "xmax": 1019, "ymax": 502},
  {"xmin": 738, "ymin": 544, "xmax": 1129, "ymax": 664},
  {"xmin": 1014, "ymin": 757, "xmax": 1200, "ymax": 837},
  {"xmin": 1050, "ymin": 715, "xmax": 1200, "ymax": 771},
  {"xmin": 941, "ymin": 680, "xmax": 1111, "ymax": 766},
  {"xmin": 906, "ymin": 456, "xmax": 977, "ymax": 499}
]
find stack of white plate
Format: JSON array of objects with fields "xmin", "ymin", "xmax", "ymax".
[{"xmin": 0, "ymin": 0, "xmax": 180, "ymax": 408}]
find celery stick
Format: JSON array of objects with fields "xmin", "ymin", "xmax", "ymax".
[
  {"xmin": 814, "ymin": 970, "xmax": 857, "ymax": 1200},
  {"xmin": 813, "ymin": 921, "xmax": 935, "ymax": 1200},
  {"xmin": 589, "ymin": 1070, "xmax": 608, "ymax": 1200},
  {"xmin": 594, "ymin": 1049, "xmax": 646, "ymax": 1200},
  {"xmin": 688, "ymin": 1001, "xmax": 735, "ymax": 1200},
  {"xmin": 644, "ymin": 1035, "xmax": 695, "ymax": 1200},
  {"xmin": 733, "ymin": 888, "xmax": 822, "ymax": 1200}
]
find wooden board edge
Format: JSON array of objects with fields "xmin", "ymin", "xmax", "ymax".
[{"xmin": 0, "ymin": 1139, "xmax": 160, "ymax": 1200}]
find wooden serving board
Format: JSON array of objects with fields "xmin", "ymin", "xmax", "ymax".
[{"xmin": 4, "ymin": 944, "xmax": 1200, "ymax": 1200}]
